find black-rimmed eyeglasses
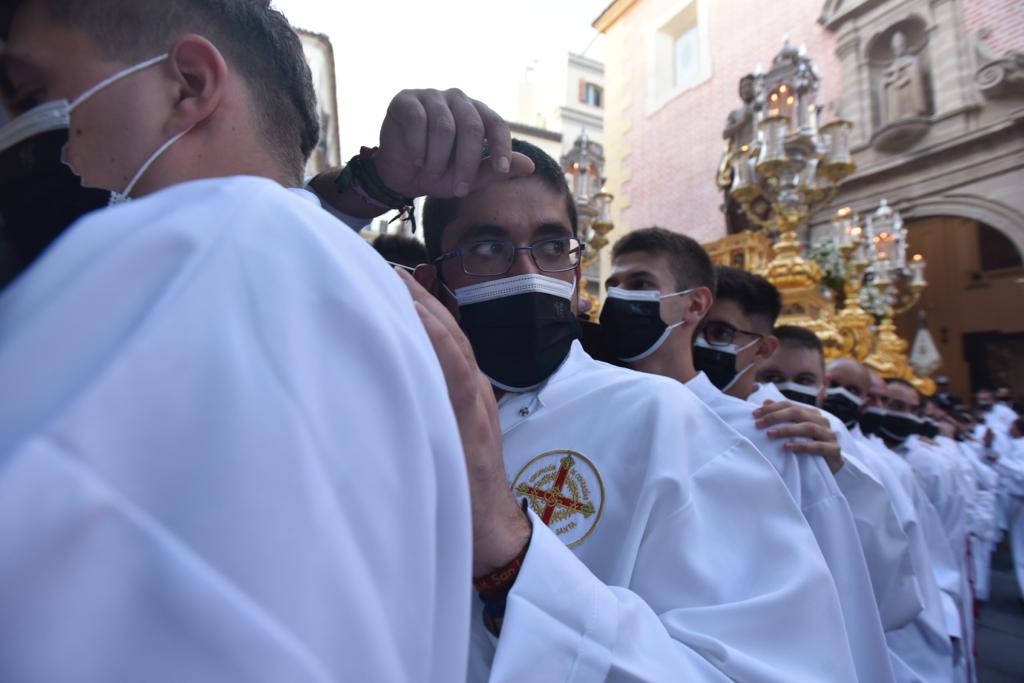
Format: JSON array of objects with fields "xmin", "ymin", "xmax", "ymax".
[
  {"xmin": 433, "ymin": 237, "xmax": 585, "ymax": 277},
  {"xmin": 700, "ymin": 320, "xmax": 763, "ymax": 347}
]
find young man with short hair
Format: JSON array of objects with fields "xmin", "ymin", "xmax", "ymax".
[
  {"xmin": 404, "ymin": 144, "xmax": 861, "ymax": 682},
  {"xmin": 605, "ymin": 239, "xmax": 903, "ymax": 682},
  {"xmin": 0, "ymin": 1, "xmax": 533, "ymax": 679}
]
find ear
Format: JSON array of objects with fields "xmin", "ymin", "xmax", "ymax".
[
  {"xmin": 686, "ymin": 287, "xmax": 714, "ymax": 323},
  {"xmin": 756, "ymin": 334, "xmax": 780, "ymax": 360},
  {"xmin": 165, "ymin": 35, "xmax": 228, "ymax": 137},
  {"xmin": 413, "ymin": 263, "xmax": 441, "ymax": 297}
]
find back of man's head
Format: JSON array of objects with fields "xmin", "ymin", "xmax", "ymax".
[
  {"xmin": 713, "ymin": 266, "xmax": 781, "ymax": 334},
  {"xmin": 373, "ymin": 233, "xmax": 428, "ymax": 270},
  {"xmin": 2, "ymin": 0, "xmax": 319, "ymax": 180},
  {"xmin": 611, "ymin": 226, "xmax": 716, "ymax": 294},
  {"xmin": 422, "ymin": 138, "xmax": 577, "ymax": 262}
]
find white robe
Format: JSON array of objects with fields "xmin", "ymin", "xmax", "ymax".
[
  {"xmin": 880, "ymin": 435, "xmax": 966, "ymax": 681},
  {"xmin": 699, "ymin": 377, "xmax": 894, "ymax": 683},
  {"xmin": 0, "ymin": 177, "xmax": 473, "ymax": 682},
  {"xmin": 470, "ymin": 343, "xmax": 859, "ymax": 682},
  {"xmin": 749, "ymin": 384, "xmax": 923, "ymax": 632},
  {"xmin": 852, "ymin": 430, "xmax": 956, "ymax": 683}
]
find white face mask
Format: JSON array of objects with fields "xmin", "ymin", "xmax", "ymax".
[
  {"xmin": 53, "ymin": 54, "xmax": 192, "ymax": 204},
  {"xmin": 444, "ymin": 272, "xmax": 576, "ymax": 306}
]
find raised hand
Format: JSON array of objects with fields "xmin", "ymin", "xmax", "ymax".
[{"xmin": 375, "ymin": 88, "xmax": 534, "ymax": 199}]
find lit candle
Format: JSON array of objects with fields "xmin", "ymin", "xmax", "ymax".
[{"xmin": 910, "ymin": 253, "xmax": 927, "ymax": 286}]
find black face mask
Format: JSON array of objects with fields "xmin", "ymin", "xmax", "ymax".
[
  {"xmin": 0, "ymin": 104, "xmax": 111, "ymax": 291},
  {"xmin": 449, "ymin": 274, "xmax": 580, "ymax": 391},
  {"xmin": 692, "ymin": 337, "xmax": 757, "ymax": 392},
  {"xmin": 918, "ymin": 419, "xmax": 940, "ymax": 440},
  {"xmin": 775, "ymin": 382, "xmax": 820, "ymax": 407},
  {"xmin": 859, "ymin": 407, "xmax": 886, "ymax": 436},
  {"xmin": 599, "ymin": 286, "xmax": 691, "ymax": 361},
  {"xmin": 823, "ymin": 386, "xmax": 863, "ymax": 429},
  {"xmin": 880, "ymin": 412, "xmax": 920, "ymax": 443}
]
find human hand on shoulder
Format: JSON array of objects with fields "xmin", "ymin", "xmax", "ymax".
[
  {"xmin": 396, "ymin": 268, "xmax": 531, "ymax": 578},
  {"xmin": 753, "ymin": 399, "xmax": 844, "ymax": 474}
]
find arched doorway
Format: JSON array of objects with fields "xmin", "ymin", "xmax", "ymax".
[{"xmin": 896, "ymin": 217, "xmax": 1024, "ymax": 401}]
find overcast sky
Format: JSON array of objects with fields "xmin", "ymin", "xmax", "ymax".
[{"xmin": 272, "ymin": 0, "xmax": 610, "ymax": 158}]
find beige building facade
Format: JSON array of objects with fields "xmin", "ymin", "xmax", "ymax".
[{"xmin": 595, "ymin": 0, "xmax": 1024, "ymax": 398}]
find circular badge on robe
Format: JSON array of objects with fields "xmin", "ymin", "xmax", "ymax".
[{"xmin": 511, "ymin": 450, "xmax": 605, "ymax": 548}]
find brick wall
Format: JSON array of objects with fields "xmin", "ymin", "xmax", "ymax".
[
  {"xmin": 605, "ymin": 0, "xmax": 843, "ymax": 244},
  {"xmin": 963, "ymin": 0, "xmax": 1024, "ymax": 54}
]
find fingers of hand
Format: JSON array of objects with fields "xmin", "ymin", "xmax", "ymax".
[
  {"xmin": 446, "ymin": 90, "xmax": 486, "ymax": 197},
  {"xmin": 755, "ymin": 404, "xmax": 827, "ymax": 429},
  {"xmin": 468, "ymin": 151, "xmax": 536, "ymax": 194},
  {"xmin": 397, "ymin": 268, "xmax": 480, "ymax": 372},
  {"xmin": 412, "ymin": 301, "xmax": 478, "ymax": 410},
  {"xmin": 766, "ymin": 422, "xmax": 836, "ymax": 444},
  {"xmin": 474, "ymin": 99, "xmax": 512, "ymax": 174},
  {"xmin": 381, "ymin": 91, "xmax": 428, "ymax": 169},
  {"xmin": 421, "ymin": 91, "xmax": 458, "ymax": 181}
]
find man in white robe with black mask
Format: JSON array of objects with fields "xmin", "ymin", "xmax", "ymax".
[
  {"xmin": 402, "ymin": 142, "xmax": 860, "ymax": 682},
  {"xmin": 0, "ymin": 1, "xmax": 537, "ymax": 680}
]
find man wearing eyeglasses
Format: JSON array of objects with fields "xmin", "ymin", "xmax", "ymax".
[{"xmin": 398, "ymin": 141, "xmax": 861, "ymax": 682}]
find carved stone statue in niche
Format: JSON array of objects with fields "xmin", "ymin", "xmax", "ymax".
[
  {"xmin": 723, "ymin": 74, "xmax": 757, "ymax": 145},
  {"xmin": 881, "ymin": 31, "xmax": 928, "ymax": 123}
]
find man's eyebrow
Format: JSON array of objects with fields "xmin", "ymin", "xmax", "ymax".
[
  {"xmin": 534, "ymin": 222, "xmax": 572, "ymax": 238},
  {"xmin": 458, "ymin": 223, "xmax": 508, "ymax": 243}
]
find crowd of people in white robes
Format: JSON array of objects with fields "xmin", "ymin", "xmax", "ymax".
[{"xmin": 1, "ymin": 1, "xmax": 1022, "ymax": 681}]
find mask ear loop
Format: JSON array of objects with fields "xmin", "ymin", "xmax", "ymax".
[
  {"xmin": 109, "ymin": 124, "xmax": 194, "ymax": 205},
  {"xmin": 68, "ymin": 54, "xmax": 169, "ymax": 113}
]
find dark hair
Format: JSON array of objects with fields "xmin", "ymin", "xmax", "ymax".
[
  {"xmin": 372, "ymin": 233, "xmax": 428, "ymax": 270},
  {"xmin": 1014, "ymin": 417, "xmax": 1024, "ymax": 433},
  {"xmin": 422, "ymin": 138, "xmax": 577, "ymax": 261},
  {"xmin": 713, "ymin": 266, "xmax": 782, "ymax": 334},
  {"xmin": 2, "ymin": 0, "xmax": 318, "ymax": 180},
  {"xmin": 774, "ymin": 325, "xmax": 823, "ymax": 354},
  {"xmin": 611, "ymin": 226, "xmax": 716, "ymax": 294}
]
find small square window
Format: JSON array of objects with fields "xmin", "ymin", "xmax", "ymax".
[{"xmin": 580, "ymin": 82, "xmax": 603, "ymax": 108}]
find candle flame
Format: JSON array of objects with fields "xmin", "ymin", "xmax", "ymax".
[
  {"xmin": 912, "ymin": 253, "xmax": 923, "ymax": 262},
  {"xmin": 852, "ymin": 226, "xmax": 862, "ymax": 235},
  {"xmin": 786, "ymin": 96, "xmax": 795, "ymax": 105},
  {"xmin": 837, "ymin": 206, "xmax": 851, "ymax": 217},
  {"xmin": 779, "ymin": 84, "xmax": 788, "ymax": 93},
  {"xmin": 770, "ymin": 92, "xmax": 779, "ymax": 102}
]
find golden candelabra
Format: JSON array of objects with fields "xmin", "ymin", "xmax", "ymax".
[
  {"xmin": 859, "ymin": 200, "xmax": 931, "ymax": 391},
  {"xmin": 718, "ymin": 41, "xmax": 855, "ymax": 360}
]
